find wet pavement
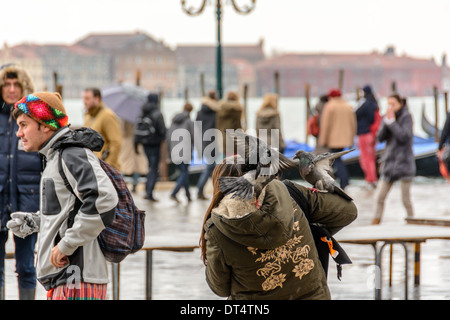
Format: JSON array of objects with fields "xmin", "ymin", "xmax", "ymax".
[{"xmin": 3, "ymin": 177, "xmax": 450, "ymax": 300}]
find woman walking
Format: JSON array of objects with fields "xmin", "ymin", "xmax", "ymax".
[
  {"xmin": 255, "ymin": 93, "xmax": 285, "ymax": 153},
  {"xmin": 167, "ymin": 102, "xmax": 194, "ymax": 203},
  {"xmin": 372, "ymin": 94, "xmax": 415, "ymax": 224}
]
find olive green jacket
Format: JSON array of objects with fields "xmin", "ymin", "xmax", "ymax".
[{"xmin": 204, "ymin": 179, "xmax": 357, "ymax": 300}]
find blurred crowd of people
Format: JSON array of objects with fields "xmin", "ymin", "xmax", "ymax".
[{"xmin": 1, "ymin": 60, "xmax": 449, "ymax": 300}]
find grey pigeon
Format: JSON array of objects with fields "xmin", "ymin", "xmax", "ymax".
[
  {"xmin": 293, "ymin": 149, "xmax": 355, "ymax": 201},
  {"xmin": 218, "ymin": 169, "xmax": 275, "ymax": 205},
  {"xmin": 231, "ymin": 130, "xmax": 296, "ymax": 178},
  {"xmin": 217, "ymin": 131, "xmax": 296, "ymax": 205}
]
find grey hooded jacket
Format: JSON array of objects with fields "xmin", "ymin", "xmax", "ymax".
[{"xmin": 36, "ymin": 127, "xmax": 118, "ymax": 290}]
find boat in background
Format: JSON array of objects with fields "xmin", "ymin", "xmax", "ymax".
[
  {"xmin": 341, "ymin": 136, "xmax": 440, "ymax": 178},
  {"xmin": 177, "ymin": 136, "xmax": 440, "ymax": 185},
  {"xmin": 421, "ymin": 103, "xmax": 442, "ymax": 139}
]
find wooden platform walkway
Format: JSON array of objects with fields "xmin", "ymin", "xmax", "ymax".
[
  {"xmin": 405, "ymin": 216, "xmax": 450, "ymax": 227},
  {"xmin": 5, "ymin": 224, "xmax": 450, "ymax": 300},
  {"xmin": 110, "ymin": 224, "xmax": 450, "ymax": 300},
  {"xmin": 335, "ymin": 224, "xmax": 450, "ymax": 300}
]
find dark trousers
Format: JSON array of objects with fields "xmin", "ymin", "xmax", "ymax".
[
  {"xmin": 196, "ymin": 162, "xmax": 216, "ymax": 195},
  {"xmin": 330, "ymin": 148, "xmax": 349, "ymax": 189},
  {"xmin": 171, "ymin": 163, "xmax": 191, "ymax": 200},
  {"xmin": 0, "ymin": 230, "xmax": 37, "ymax": 290},
  {"xmin": 143, "ymin": 145, "xmax": 161, "ymax": 198}
]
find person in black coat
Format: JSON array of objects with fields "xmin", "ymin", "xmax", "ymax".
[
  {"xmin": 0, "ymin": 64, "xmax": 41, "ymax": 299},
  {"xmin": 372, "ymin": 94, "xmax": 415, "ymax": 224},
  {"xmin": 167, "ymin": 102, "xmax": 194, "ymax": 203},
  {"xmin": 135, "ymin": 93, "xmax": 167, "ymax": 202},
  {"xmin": 195, "ymin": 90, "xmax": 219, "ymax": 200},
  {"xmin": 355, "ymin": 85, "xmax": 379, "ymax": 188}
]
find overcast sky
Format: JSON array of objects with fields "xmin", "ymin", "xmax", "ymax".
[{"xmin": 2, "ymin": 0, "xmax": 449, "ymax": 61}]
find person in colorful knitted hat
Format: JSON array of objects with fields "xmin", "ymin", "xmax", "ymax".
[
  {"xmin": 12, "ymin": 92, "xmax": 68, "ymax": 152},
  {"xmin": 8, "ymin": 92, "xmax": 118, "ymax": 300},
  {"xmin": 15, "ymin": 92, "xmax": 68, "ymax": 131}
]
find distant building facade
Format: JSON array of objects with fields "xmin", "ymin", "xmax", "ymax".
[
  {"xmin": 76, "ymin": 32, "xmax": 177, "ymax": 97},
  {"xmin": 0, "ymin": 44, "xmax": 46, "ymax": 92},
  {"xmin": 175, "ymin": 40, "xmax": 265, "ymax": 98},
  {"xmin": 1, "ymin": 37, "xmax": 446, "ymax": 100},
  {"xmin": 255, "ymin": 48, "xmax": 443, "ymax": 97},
  {"xmin": 0, "ymin": 43, "xmax": 109, "ymax": 99}
]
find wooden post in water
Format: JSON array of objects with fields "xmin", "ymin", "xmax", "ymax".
[
  {"xmin": 434, "ymin": 86, "xmax": 439, "ymax": 142},
  {"xmin": 305, "ymin": 83, "xmax": 311, "ymax": 141},
  {"xmin": 200, "ymin": 73, "xmax": 205, "ymax": 97},
  {"xmin": 391, "ymin": 81, "xmax": 397, "ymax": 94},
  {"xmin": 53, "ymin": 72, "xmax": 63, "ymax": 97},
  {"xmin": 136, "ymin": 69, "xmax": 141, "ymax": 87},
  {"xmin": 274, "ymin": 70, "xmax": 280, "ymax": 95},
  {"xmin": 158, "ymin": 89, "xmax": 169, "ymax": 181},
  {"xmin": 184, "ymin": 87, "xmax": 189, "ymax": 102},
  {"xmin": 445, "ymin": 92, "xmax": 448, "ymax": 113},
  {"xmin": 338, "ymin": 69, "xmax": 344, "ymax": 92},
  {"xmin": 242, "ymin": 83, "xmax": 248, "ymax": 131}
]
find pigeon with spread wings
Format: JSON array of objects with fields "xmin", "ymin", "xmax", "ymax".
[
  {"xmin": 232, "ymin": 130, "xmax": 295, "ymax": 177},
  {"xmin": 293, "ymin": 149, "xmax": 355, "ymax": 201},
  {"xmin": 218, "ymin": 131, "xmax": 296, "ymax": 206}
]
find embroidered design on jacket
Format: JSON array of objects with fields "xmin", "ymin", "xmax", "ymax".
[{"xmin": 249, "ymin": 234, "xmax": 314, "ymax": 291}]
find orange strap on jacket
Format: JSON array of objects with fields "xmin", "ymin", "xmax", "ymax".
[{"xmin": 321, "ymin": 237, "xmax": 339, "ymax": 258}]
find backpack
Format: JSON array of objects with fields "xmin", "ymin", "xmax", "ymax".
[
  {"xmin": 370, "ymin": 108, "xmax": 381, "ymax": 136},
  {"xmin": 134, "ymin": 114, "xmax": 157, "ymax": 145},
  {"xmin": 307, "ymin": 114, "xmax": 320, "ymax": 137},
  {"xmin": 283, "ymin": 180, "xmax": 352, "ymax": 280},
  {"xmin": 58, "ymin": 147, "xmax": 146, "ymax": 263}
]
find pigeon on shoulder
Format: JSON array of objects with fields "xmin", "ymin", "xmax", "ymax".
[{"xmin": 217, "ymin": 131, "xmax": 296, "ymax": 207}]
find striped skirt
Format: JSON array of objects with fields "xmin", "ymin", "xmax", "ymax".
[{"xmin": 47, "ymin": 282, "xmax": 107, "ymax": 300}]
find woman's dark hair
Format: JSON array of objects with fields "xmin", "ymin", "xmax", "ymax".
[
  {"xmin": 199, "ymin": 155, "xmax": 245, "ymax": 265},
  {"xmin": 389, "ymin": 93, "xmax": 406, "ymax": 106}
]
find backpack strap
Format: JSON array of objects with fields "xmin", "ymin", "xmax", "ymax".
[
  {"xmin": 282, "ymin": 180, "xmax": 351, "ymax": 280},
  {"xmin": 58, "ymin": 147, "xmax": 83, "ymax": 228}
]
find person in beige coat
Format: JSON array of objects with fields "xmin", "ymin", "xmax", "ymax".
[
  {"xmin": 83, "ymin": 88, "xmax": 123, "ymax": 171},
  {"xmin": 256, "ymin": 93, "xmax": 286, "ymax": 153},
  {"xmin": 119, "ymin": 120, "xmax": 148, "ymax": 192},
  {"xmin": 216, "ymin": 91, "xmax": 243, "ymax": 156},
  {"xmin": 318, "ymin": 89, "xmax": 356, "ymax": 189}
]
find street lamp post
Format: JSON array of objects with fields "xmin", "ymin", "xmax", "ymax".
[{"xmin": 181, "ymin": 0, "xmax": 256, "ymax": 99}]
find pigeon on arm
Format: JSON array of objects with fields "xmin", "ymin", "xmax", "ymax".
[{"xmin": 293, "ymin": 149, "xmax": 355, "ymax": 201}]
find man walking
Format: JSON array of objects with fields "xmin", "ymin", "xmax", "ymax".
[
  {"xmin": 318, "ymin": 89, "xmax": 356, "ymax": 189},
  {"xmin": 8, "ymin": 92, "xmax": 118, "ymax": 300},
  {"xmin": 0, "ymin": 64, "xmax": 40, "ymax": 300},
  {"xmin": 195, "ymin": 90, "xmax": 219, "ymax": 200},
  {"xmin": 134, "ymin": 93, "xmax": 166, "ymax": 201},
  {"xmin": 83, "ymin": 87, "xmax": 123, "ymax": 170}
]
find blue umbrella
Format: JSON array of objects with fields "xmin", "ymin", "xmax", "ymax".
[{"xmin": 101, "ymin": 83, "xmax": 148, "ymax": 123}]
